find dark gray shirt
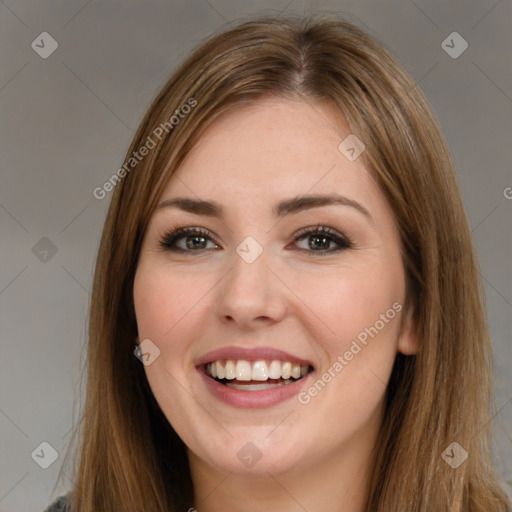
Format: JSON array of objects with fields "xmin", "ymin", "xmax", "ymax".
[{"xmin": 43, "ymin": 495, "xmax": 68, "ymax": 512}]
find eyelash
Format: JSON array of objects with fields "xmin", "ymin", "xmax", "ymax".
[{"xmin": 158, "ymin": 225, "xmax": 352, "ymax": 255}]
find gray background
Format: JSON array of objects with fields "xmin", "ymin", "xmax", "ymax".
[{"xmin": 0, "ymin": 1, "xmax": 510, "ymax": 511}]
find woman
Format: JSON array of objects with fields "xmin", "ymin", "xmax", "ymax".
[{"xmin": 45, "ymin": 14, "xmax": 510, "ymax": 512}]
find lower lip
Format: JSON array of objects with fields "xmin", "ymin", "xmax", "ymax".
[{"xmin": 198, "ymin": 367, "xmax": 313, "ymax": 409}]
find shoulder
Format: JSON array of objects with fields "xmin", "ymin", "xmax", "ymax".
[{"xmin": 43, "ymin": 495, "xmax": 69, "ymax": 512}]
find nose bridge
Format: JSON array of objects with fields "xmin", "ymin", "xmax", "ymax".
[
  {"xmin": 226, "ymin": 243, "xmax": 271, "ymax": 304},
  {"xmin": 216, "ymin": 241, "xmax": 286, "ymax": 326}
]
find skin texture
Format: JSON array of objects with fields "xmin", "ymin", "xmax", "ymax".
[{"xmin": 133, "ymin": 98, "xmax": 417, "ymax": 512}]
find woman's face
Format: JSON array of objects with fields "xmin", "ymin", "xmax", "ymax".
[{"xmin": 133, "ymin": 98, "xmax": 416, "ymax": 477}]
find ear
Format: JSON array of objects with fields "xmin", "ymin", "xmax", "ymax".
[{"xmin": 397, "ymin": 304, "xmax": 418, "ymax": 355}]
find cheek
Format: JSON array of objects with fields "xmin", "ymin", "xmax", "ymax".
[
  {"xmin": 293, "ymin": 262, "xmax": 405, "ymax": 353},
  {"xmin": 291, "ymin": 260, "xmax": 405, "ymax": 425},
  {"xmin": 133, "ymin": 264, "xmax": 213, "ymax": 340},
  {"xmin": 133, "ymin": 266, "xmax": 211, "ymax": 442}
]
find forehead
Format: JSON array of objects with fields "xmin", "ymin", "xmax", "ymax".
[{"xmin": 160, "ymin": 98, "xmax": 386, "ymax": 219}]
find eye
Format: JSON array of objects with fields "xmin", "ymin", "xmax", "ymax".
[
  {"xmin": 290, "ymin": 225, "xmax": 352, "ymax": 254},
  {"xmin": 159, "ymin": 226, "xmax": 220, "ymax": 252},
  {"xmin": 158, "ymin": 224, "xmax": 352, "ymax": 255}
]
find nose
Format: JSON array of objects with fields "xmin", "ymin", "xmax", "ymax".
[{"xmin": 215, "ymin": 248, "xmax": 287, "ymax": 331}]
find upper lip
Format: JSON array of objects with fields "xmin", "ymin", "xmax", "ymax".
[{"xmin": 195, "ymin": 346, "xmax": 314, "ymax": 368}]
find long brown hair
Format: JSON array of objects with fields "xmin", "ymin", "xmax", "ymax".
[{"xmin": 59, "ymin": 14, "xmax": 510, "ymax": 511}]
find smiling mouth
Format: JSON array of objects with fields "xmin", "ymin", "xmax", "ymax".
[{"xmin": 204, "ymin": 359, "xmax": 314, "ymax": 391}]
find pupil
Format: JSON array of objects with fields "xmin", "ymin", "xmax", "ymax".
[
  {"xmin": 310, "ymin": 236, "xmax": 329, "ymax": 250},
  {"xmin": 186, "ymin": 236, "xmax": 206, "ymax": 249}
]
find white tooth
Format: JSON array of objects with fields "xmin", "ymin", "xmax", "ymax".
[
  {"xmin": 291, "ymin": 363, "xmax": 301, "ymax": 379},
  {"xmin": 225, "ymin": 360, "xmax": 236, "ymax": 380},
  {"xmin": 210, "ymin": 362, "xmax": 217, "ymax": 378},
  {"xmin": 301, "ymin": 365, "xmax": 308, "ymax": 377},
  {"xmin": 268, "ymin": 360, "xmax": 282, "ymax": 379},
  {"xmin": 252, "ymin": 361, "xmax": 268, "ymax": 381},
  {"xmin": 236, "ymin": 360, "xmax": 252, "ymax": 381},
  {"xmin": 281, "ymin": 362, "xmax": 292, "ymax": 379},
  {"xmin": 216, "ymin": 361, "xmax": 225, "ymax": 379}
]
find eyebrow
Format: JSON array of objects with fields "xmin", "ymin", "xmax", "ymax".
[{"xmin": 155, "ymin": 194, "xmax": 372, "ymax": 222}]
